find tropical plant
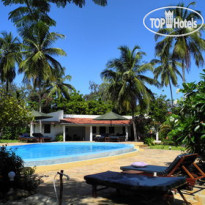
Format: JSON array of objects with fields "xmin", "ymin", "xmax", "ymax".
[
  {"xmin": 148, "ymin": 95, "xmax": 171, "ymax": 142},
  {"xmin": 55, "ymin": 133, "xmax": 63, "ymax": 141},
  {"xmin": 19, "ymin": 21, "xmax": 66, "ymax": 112},
  {"xmin": 134, "ymin": 114, "xmax": 151, "ymax": 141},
  {"xmin": 2, "ymin": 0, "xmax": 107, "ymax": 9},
  {"xmin": 0, "ymin": 32, "xmax": 22, "ymax": 91},
  {"xmin": 84, "ymin": 81, "xmax": 110, "ymax": 102},
  {"xmin": 0, "ymin": 145, "xmax": 41, "ymax": 199},
  {"xmin": 50, "ymin": 0, "xmax": 107, "ymax": 7},
  {"xmin": 2, "ymin": 0, "xmax": 107, "ymax": 36},
  {"xmin": 155, "ymin": 2, "xmax": 205, "ymax": 82},
  {"xmin": 45, "ymin": 67, "xmax": 74, "ymax": 100},
  {"xmin": 2, "ymin": 0, "xmax": 55, "ymax": 36},
  {"xmin": 152, "ymin": 58, "xmax": 182, "ymax": 106},
  {"xmin": 0, "ymin": 89, "xmax": 32, "ymax": 139},
  {"xmin": 144, "ymin": 136, "xmax": 155, "ymax": 146},
  {"xmin": 167, "ymin": 70, "xmax": 205, "ymax": 156},
  {"xmin": 54, "ymin": 91, "xmax": 113, "ymax": 114},
  {"xmin": 101, "ymin": 45, "xmax": 158, "ymax": 141}
]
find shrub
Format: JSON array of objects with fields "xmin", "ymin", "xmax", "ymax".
[
  {"xmin": 167, "ymin": 71, "xmax": 205, "ymax": 156},
  {"xmin": 162, "ymin": 139, "xmax": 175, "ymax": 146},
  {"xmin": 0, "ymin": 90, "xmax": 32, "ymax": 140},
  {"xmin": 144, "ymin": 137, "xmax": 155, "ymax": 146},
  {"xmin": 0, "ymin": 145, "xmax": 41, "ymax": 199},
  {"xmin": 55, "ymin": 133, "xmax": 63, "ymax": 141}
]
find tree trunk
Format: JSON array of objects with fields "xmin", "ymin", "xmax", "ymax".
[
  {"xmin": 38, "ymin": 84, "xmax": 42, "ymax": 134},
  {"xmin": 6, "ymin": 81, "xmax": 9, "ymax": 92},
  {"xmin": 169, "ymin": 78, "xmax": 174, "ymax": 107},
  {"xmin": 132, "ymin": 113, "xmax": 137, "ymax": 141},
  {"xmin": 38, "ymin": 85, "xmax": 42, "ymax": 112},
  {"xmin": 182, "ymin": 60, "xmax": 186, "ymax": 83}
]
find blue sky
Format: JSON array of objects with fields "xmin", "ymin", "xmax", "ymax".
[{"xmin": 1, "ymin": 0, "xmax": 205, "ymax": 100}]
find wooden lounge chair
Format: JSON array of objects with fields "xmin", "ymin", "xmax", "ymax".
[
  {"xmin": 32, "ymin": 133, "xmax": 51, "ymax": 142},
  {"xmin": 120, "ymin": 153, "xmax": 205, "ymax": 189},
  {"xmin": 18, "ymin": 133, "xmax": 38, "ymax": 142},
  {"xmin": 84, "ymin": 171, "xmax": 189, "ymax": 204}
]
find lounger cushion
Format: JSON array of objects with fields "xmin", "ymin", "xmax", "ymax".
[
  {"xmin": 84, "ymin": 171, "xmax": 186, "ymax": 192},
  {"xmin": 131, "ymin": 162, "xmax": 148, "ymax": 167}
]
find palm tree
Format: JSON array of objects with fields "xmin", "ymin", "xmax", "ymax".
[
  {"xmin": 3, "ymin": 0, "xmax": 55, "ymax": 37},
  {"xmin": 3, "ymin": 0, "xmax": 107, "ymax": 35},
  {"xmin": 101, "ymin": 45, "xmax": 158, "ymax": 141},
  {"xmin": 45, "ymin": 67, "xmax": 74, "ymax": 100},
  {"xmin": 0, "ymin": 32, "xmax": 22, "ymax": 91},
  {"xmin": 19, "ymin": 21, "xmax": 66, "ymax": 112},
  {"xmin": 3, "ymin": 0, "xmax": 107, "ymax": 8},
  {"xmin": 152, "ymin": 58, "xmax": 182, "ymax": 107},
  {"xmin": 155, "ymin": 2, "xmax": 205, "ymax": 82},
  {"xmin": 49, "ymin": 0, "xmax": 107, "ymax": 7}
]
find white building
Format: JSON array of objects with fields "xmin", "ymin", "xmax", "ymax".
[{"xmin": 30, "ymin": 110, "xmax": 132, "ymax": 142}]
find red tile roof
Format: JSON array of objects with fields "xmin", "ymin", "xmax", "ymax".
[{"xmin": 61, "ymin": 118, "xmax": 131, "ymax": 125}]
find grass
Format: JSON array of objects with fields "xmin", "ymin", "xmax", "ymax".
[
  {"xmin": 0, "ymin": 139, "xmax": 19, "ymax": 143},
  {"xmin": 149, "ymin": 145, "xmax": 186, "ymax": 151}
]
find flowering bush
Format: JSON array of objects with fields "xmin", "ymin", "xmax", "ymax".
[{"xmin": 167, "ymin": 71, "xmax": 205, "ymax": 157}]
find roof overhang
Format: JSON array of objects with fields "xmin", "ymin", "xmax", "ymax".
[{"xmin": 60, "ymin": 118, "xmax": 131, "ymax": 126}]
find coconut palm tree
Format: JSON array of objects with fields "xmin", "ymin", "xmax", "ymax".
[
  {"xmin": 3, "ymin": 0, "xmax": 107, "ymax": 8},
  {"xmin": 2, "ymin": 0, "xmax": 107, "ymax": 35},
  {"xmin": 19, "ymin": 21, "xmax": 66, "ymax": 112},
  {"xmin": 101, "ymin": 45, "xmax": 158, "ymax": 141},
  {"xmin": 0, "ymin": 32, "xmax": 22, "ymax": 91},
  {"xmin": 45, "ymin": 67, "xmax": 74, "ymax": 100},
  {"xmin": 155, "ymin": 2, "xmax": 205, "ymax": 82},
  {"xmin": 152, "ymin": 58, "xmax": 182, "ymax": 107},
  {"xmin": 49, "ymin": 0, "xmax": 107, "ymax": 7},
  {"xmin": 3, "ymin": 0, "xmax": 55, "ymax": 37}
]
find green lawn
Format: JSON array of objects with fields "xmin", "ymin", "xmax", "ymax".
[
  {"xmin": 0, "ymin": 139, "xmax": 20, "ymax": 143},
  {"xmin": 149, "ymin": 145, "xmax": 186, "ymax": 151}
]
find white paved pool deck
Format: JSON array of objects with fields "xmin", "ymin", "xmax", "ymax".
[{"xmin": 1, "ymin": 142, "xmax": 204, "ymax": 204}]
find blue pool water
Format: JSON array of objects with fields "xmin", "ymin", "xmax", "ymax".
[{"xmin": 8, "ymin": 142, "xmax": 136, "ymax": 166}]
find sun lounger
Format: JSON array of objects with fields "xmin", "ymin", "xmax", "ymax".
[
  {"xmin": 120, "ymin": 153, "xmax": 205, "ymax": 189},
  {"xmin": 19, "ymin": 133, "xmax": 38, "ymax": 142},
  {"xmin": 32, "ymin": 133, "xmax": 51, "ymax": 142},
  {"xmin": 84, "ymin": 171, "xmax": 189, "ymax": 204}
]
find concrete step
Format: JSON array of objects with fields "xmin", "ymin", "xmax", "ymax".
[{"xmin": 123, "ymin": 141, "xmax": 147, "ymax": 150}]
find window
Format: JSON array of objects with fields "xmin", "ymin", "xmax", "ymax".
[
  {"xmin": 92, "ymin": 126, "xmax": 96, "ymax": 134},
  {"xmin": 99, "ymin": 127, "xmax": 106, "ymax": 135},
  {"xmin": 44, "ymin": 124, "xmax": 51, "ymax": 134},
  {"xmin": 109, "ymin": 127, "xmax": 115, "ymax": 134}
]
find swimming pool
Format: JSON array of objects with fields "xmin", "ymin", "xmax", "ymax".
[{"xmin": 8, "ymin": 142, "xmax": 136, "ymax": 166}]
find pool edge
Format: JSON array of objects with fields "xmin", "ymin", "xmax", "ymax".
[{"xmin": 35, "ymin": 149, "xmax": 139, "ymax": 173}]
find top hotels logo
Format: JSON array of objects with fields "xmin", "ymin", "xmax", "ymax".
[{"xmin": 143, "ymin": 6, "xmax": 204, "ymax": 37}]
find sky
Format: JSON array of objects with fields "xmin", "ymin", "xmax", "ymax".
[{"xmin": 0, "ymin": 0, "xmax": 205, "ymax": 101}]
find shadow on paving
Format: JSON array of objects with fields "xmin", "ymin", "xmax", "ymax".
[{"xmin": 38, "ymin": 178, "xmax": 186, "ymax": 205}]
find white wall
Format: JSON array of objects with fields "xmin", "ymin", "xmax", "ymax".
[
  {"xmin": 34, "ymin": 124, "xmax": 63, "ymax": 140},
  {"xmin": 41, "ymin": 110, "xmax": 64, "ymax": 122}
]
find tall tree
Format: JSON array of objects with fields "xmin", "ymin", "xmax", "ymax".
[
  {"xmin": 152, "ymin": 58, "xmax": 182, "ymax": 106},
  {"xmin": 155, "ymin": 2, "xmax": 205, "ymax": 82},
  {"xmin": 19, "ymin": 22, "xmax": 66, "ymax": 112},
  {"xmin": 0, "ymin": 32, "xmax": 22, "ymax": 91},
  {"xmin": 101, "ymin": 45, "xmax": 158, "ymax": 141},
  {"xmin": 2, "ymin": 0, "xmax": 107, "ymax": 36},
  {"xmin": 45, "ymin": 67, "xmax": 74, "ymax": 100},
  {"xmin": 49, "ymin": 0, "xmax": 107, "ymax": 7}
]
